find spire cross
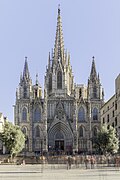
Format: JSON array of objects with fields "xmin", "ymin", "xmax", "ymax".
[
  {"xmin": 36, "ymin": 73, "xmax": 38, "ymax": 85},
  {"xmin": 58, "ymin": 4, "xmax": 60, "ymax": 14},
  {"xmin": 92, "ymin": 56, "xmax": 95, "ymax": 60},
  {"xmin": 25, "ymin": 56, "xmax": 27, "ymax": 61}
]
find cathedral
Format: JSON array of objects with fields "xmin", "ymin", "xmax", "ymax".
[{"xmin": 14, "ymin": 7, "xmax": 104, "ymax": 155}]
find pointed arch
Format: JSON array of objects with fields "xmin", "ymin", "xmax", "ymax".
[
  {"xmin": 78, "ymin": 107, "xmax": 85, "ymax": 122},
  {"xmin": 22, "ymin": 107, "xmax": 27, "ymax": 121},
  {"xmin": 57, "ymin": 71, "xmax": 62, "ymax": 89},
  {"xmin": 22, "ymin": 127, "xmax": 27, "ymax": 135},
  {"xmin": 79, "ymin": 126, "xmax": 85, "ymax": 137},
  {"xmin": 34, "ymin": 107, "xmax": 41, "ymax": 122},
  {"xmin": 93, "ymin": 126, "xmax": 98, "ymax": 137},
  {"xmin": 49, "ymin": 73, "xmax": 52, "ymax": 92},
  {"xmin": 92, "ymin": 107, "xmax": 98, "ymax": 120},
  {"xmin": 35, "ymin": 126, "xmax": 40, "ymax": 138}
]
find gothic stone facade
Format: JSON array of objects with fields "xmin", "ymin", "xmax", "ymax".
[{"xmin": 14, "ymin": 8, "xmax": 104, "ymax": 154}]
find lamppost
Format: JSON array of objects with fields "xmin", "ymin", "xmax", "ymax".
[{"xmin": 41, "ymin": 140, "xmax": 43, "ymax": 156}]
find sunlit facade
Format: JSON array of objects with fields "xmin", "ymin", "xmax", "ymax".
[{"xmin": 14, "ymin": 8, "xmax": 104, "ymax": 155}]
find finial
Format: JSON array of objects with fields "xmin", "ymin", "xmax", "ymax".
[
  {"xmin": 36, "ymin": 73, "xmax": 38, "ymax": 85},
  {"xmin": 48, "ymin": 52, "xmax": 51, "ymax": 67},
  {"xmin": 25, "ymin": 56, "xmax": 27, "ymax": 61},
  {"xmin": 58, "ymin": 4, "xmax": 60, "ymax": 15},
  {"xmin": 68, "ymin": 52, "xmax": 70, "ymax": 65},
  {"xmin": 92, "ymin": 56, "xmax": 95, "ymax": 61}
]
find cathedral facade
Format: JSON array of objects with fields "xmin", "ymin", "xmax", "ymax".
[{"xmin": 14, "ymin": 8, "xmax": 104, "ymax": 155}]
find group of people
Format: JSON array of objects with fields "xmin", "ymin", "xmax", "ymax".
[
  {"xmin": 67, "ymin": 155, "xmax": 96, "ymax": 169},
  {"xmin": 84, "ymin": 155, "xmax": 96, "ymax": 169}
]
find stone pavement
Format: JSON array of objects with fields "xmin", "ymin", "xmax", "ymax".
[{"xmin": 0, "ymin": 164, "xmax": 120, "ymax": 180}]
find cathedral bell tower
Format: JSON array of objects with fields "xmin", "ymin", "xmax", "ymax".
[
  {"xmin": 15, "ymin": 57, "xmax": 32, "ymax": 127},
  {"xmin": 16, "ymin": 57, "xmax": 32, "ymax": 100},
  {"xmin": 87, "ymin": 56, "xmax": 104, "ymax": 101},
  {"xmin": 45, "ymin": 6, "xmax": 74, "ymax": 97}
]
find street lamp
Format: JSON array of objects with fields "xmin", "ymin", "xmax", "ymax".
[{"xmin": 41, "ymin": 140, "xmax": 43, "ymax": 156}]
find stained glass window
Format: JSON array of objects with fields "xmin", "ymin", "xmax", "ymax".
[
  {"xmin": 22, "ymin": 107, "xmax": 27, "ymax": 121},
  {"xmin": 78, "ymin": 107, "xmax": 85, "ymax": 122},
  {"xmin": 93, "ymin": 108, "xmax": 98, "ymax": 120},
  {"xmin": 34, "ymin": 107, "xmax": 41, "ymax": 122}
]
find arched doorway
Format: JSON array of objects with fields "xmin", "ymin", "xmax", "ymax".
[
  {"xmin": 55, "ymin": 131, "xmax": 64, "ymax": 151},
  {"xmin": 48, "ymin": 122, "xmax": 73, "ymax": 153}
]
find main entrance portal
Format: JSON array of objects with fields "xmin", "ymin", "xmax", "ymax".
[
  {"xmin": 48, "ymin": 122, "xmax": 74, "ymax": 153},
  {"xmin": 55, "ymin": 131, "xmax": 64, "ymax": 151},
  {"xmin": 55, "ymin": 140, "xmax": 64, "ymax": 151}
]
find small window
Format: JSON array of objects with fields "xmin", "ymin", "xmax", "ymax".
[
  {"xmin": 79, "ymin": 88, "xmax": 82, "ymax": 98},
  {"xmin": 107, "ymin": 114, "xmax": 109, "ymax": 123},
  {"xmin": 92, "ymin": 108, "xmax": 98, "ymax": 120},
  {"xmin": 115, "ymin": 117, "xmax": 117, "ymax": 126},
  {"xmin": 115, "ymin": 103, "xmax": 117, "ymax": 110},
  {"xmin": 112, "ymin": 110, "xmax": 114, "ymax": 117},
  {"xmin": 103, "ymin": 117, "xmax": 105, "ymax": 124}
]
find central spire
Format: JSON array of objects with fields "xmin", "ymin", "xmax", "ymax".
[
  {"xmin": 23, "ymin": 57, "xmax": 30, "ymax": 80},
  {"xmin": 90, "ymin": 56, "xmax": 98, "ymax": 82},
  {"xmin": 54, "ymin": 5, "xmax": 64, "ymax": 65}
]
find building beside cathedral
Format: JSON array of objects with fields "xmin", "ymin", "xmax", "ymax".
[
  {"xmin": 14, "ymin": 7, "xmax": 104, "ymax": 155},
  {"xmin": 101, "ymin": 74, "xmax": 120, "ymax": 143}
]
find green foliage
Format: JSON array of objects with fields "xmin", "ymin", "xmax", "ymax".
[
  {"xmin": 0, "ymin": 121, "xmax": 25, "ymax": 157},
  {"xmin": 92, "ymin": 124, "xmax": 119, "ymax": 155}
]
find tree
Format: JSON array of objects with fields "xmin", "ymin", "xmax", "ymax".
[
  {"xmin": 0, "ymin": 121, "xmax": 25, "ymax": 158},
  {"xmin": 92, "ymin": 124, "xmax": 119, "ymax": 155}
]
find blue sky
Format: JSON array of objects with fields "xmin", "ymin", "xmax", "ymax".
[{"xmin": 0, "ymin": 0, "xmax": 120, "ymax": 122}]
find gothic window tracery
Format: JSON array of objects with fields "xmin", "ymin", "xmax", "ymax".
[
  {"xmin": 34, "ymin": 107, "xmax": 41, "ymax": 122},
  {"xmin": 55, "ymin": 131, "xmax": 64, "ymax": 140},
  {"xmin": 79, "ymin": 126, "xmax": 84, "ymax": 137},
  {"xmin": 57, "ymin": 71, "xmax": 62, "ymax": 89},
  {"xmin": 93, "ymin": 86, "xmax": 97, "ymax": 98},
  {"xmin": 92, "ymin": 107, "xmax": 98, "ymax": 120},
  {"xmin": 78, "ymin": 107, "xmax": 85, "ymax": 122},
  {"xmin": 23, "ymin": 86, "xmax": 27, "ymax": 98},
  {"xmin": 35, "ymin": 126, "xmax": 40, "ymax": 138},
  {"xmin": 22, "ymin": 107, "xmax": 27, "ymax": 121}
]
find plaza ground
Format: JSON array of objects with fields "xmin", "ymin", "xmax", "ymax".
[{"xmin": 0, "ymin": 164, "xmax": 120, "ymax": 180}]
